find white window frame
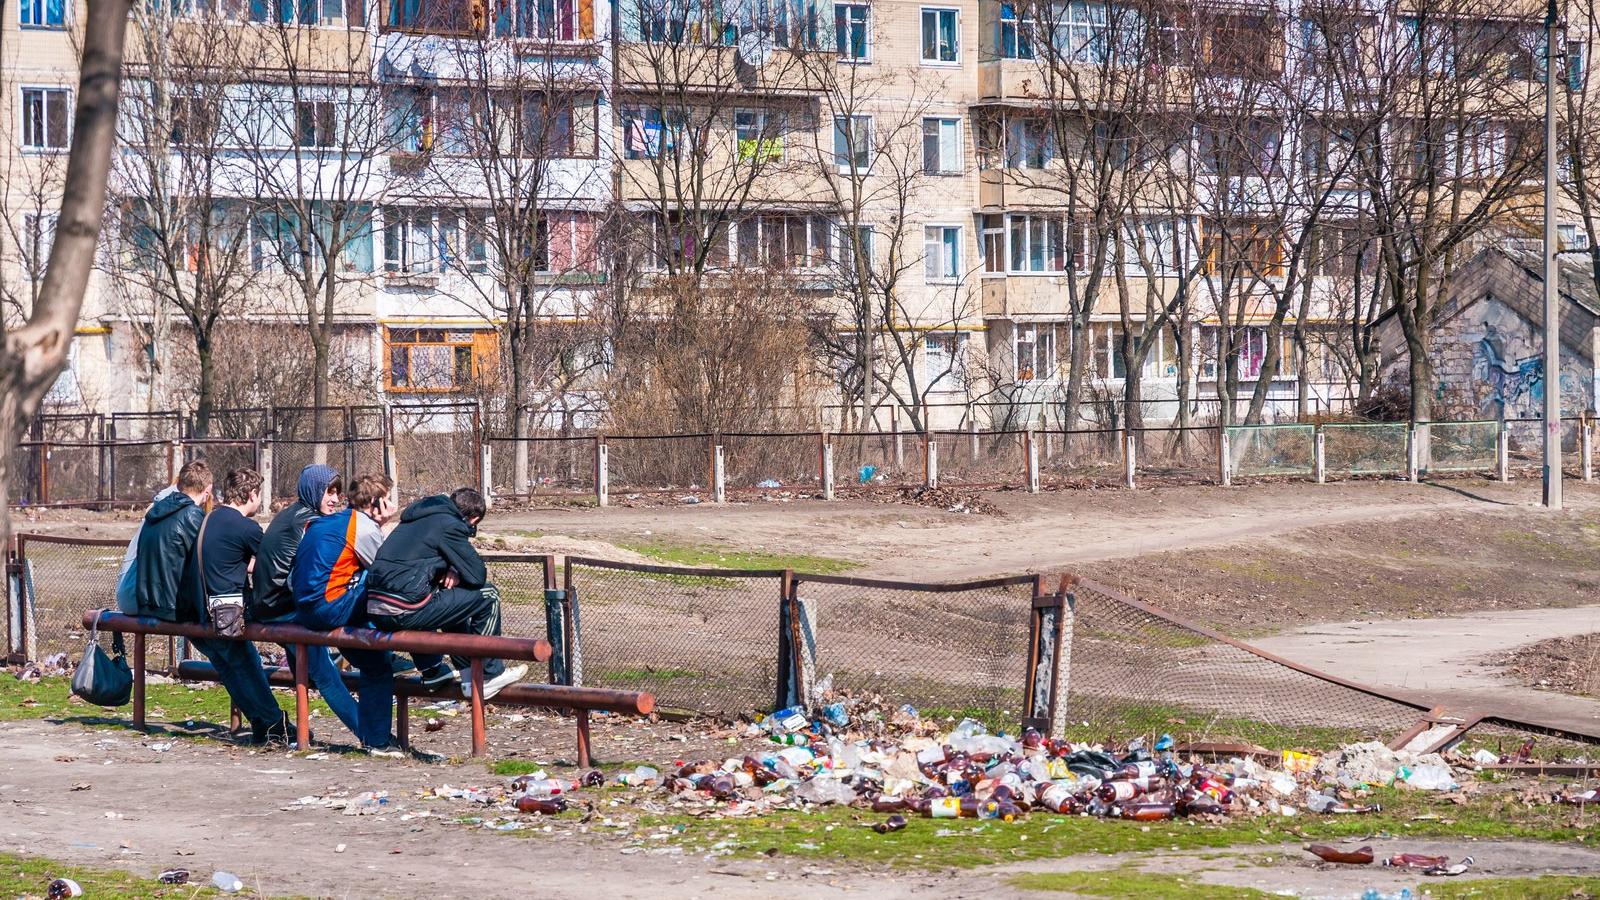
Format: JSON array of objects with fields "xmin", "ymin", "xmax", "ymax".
[
  {"xmin": 833, "ymin": 114, "xmax": 872, "ymax": 173},
  {"xmin": 922, "ymin": 116, "xmax": 962, "ymax": 175},
  {"xmin": 22, "ymin": 212, "xmax": 58, "ymax": 272},
  {"xmin": 924, "ymin": 223, "xmax": 962, "ymax": 283},
  {"xmin": 1006, "ymin": 213, "xmax": 1071, "ymax": 274},
  {"xmin": 20, "ymin": 86, "xmax": 71, "ymax": 152},
  {"xmin": 835, "ymin": 1, "xmax": 870, "ymax": 61},
  {"xmin": 923, "ymin": 331, "xmax": 970, "ymax": 390},
  {"xmin": 1014, "ymin": 323, "xmax": 1056, "ymax": 382},
  {"xmin": 19, "ymin": 0, "xmax": 67, "ymax": 27},
  {"xmin": 920, "ymin": 6, "xmax": 960, "ymax": 65}
]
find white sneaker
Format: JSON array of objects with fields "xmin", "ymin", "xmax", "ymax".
[
  {"xmin": 462, "ymin": 663, "xmax": 528, "ymax": 701},
  {"xmin": 365, "ymin": 746, "xmax": 404, "ymax": 759}
]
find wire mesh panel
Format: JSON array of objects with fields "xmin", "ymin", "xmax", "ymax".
[
  {"xmin": 605, "ymin": 435, "xmax": 711, "ymax": 493},
  {"xmin": 390, "ymin": 403, "xmax": 479, "ymax": 500},
  {"xmin": 935, "ymin": 431, "xmax": 1027, "ymax": 487},
  {"xmin": 1066, "ymin": 578, "xmax": 1428, "ymax": 750},
  {"xmin": 792, "ymin": 574, "xmax": 1035, "ymax": 723},
  {"xmin": 722, "ymin": 433, "xmax": 821, "ymax": 492},
  {"xmin": 43, "ymin": 443, "xmax": 104, "ymax": 504},
  {"xmin": 183, "ymin": 440, "xmax": 260, "ymax": 482},
  {"xmin": 109, "ymin": 441, "xmax": 171, "ymax": 504},
  {"xmin": 565, "ymin": 558, "xmax": 782, "ymax": 715},
  {"xmin": 1135, "ymin": 426, "xmax": 1220, "ymax": 481},
  {"xmin": 7, "ymin": 443, "xmax": 44, "ymax": 505},
  {"xmin": 1323, "ymin": 423, "xmax": 1408, "ymax": 476},
  {"xmin": 487, "ymin": 437, "xmax": 596, "ymax": 497},
  {"xmin": 16, "ymin": 536, "xmax": 184, "ymax": 671},
  {"xmin": 1227, "ymin": 424, "xmax": 1315, "ymax": 478},
  {"xmin": 1038, "ymin": 428, "xmax": 1123, "ymax": 486},
  {"xmin": 1425, "ymin": 421, "xmax": 1497, "ymax": 473},
  {"xmin": 830, "ymin": 431, "xmax": 917, "ymax": 489},
  {"xmin": 483, "ymin": 555, "xmax": 552, "ymax": 680}
]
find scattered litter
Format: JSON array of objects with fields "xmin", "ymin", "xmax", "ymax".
[
  {"xmin": 46, "ymin": 878, "xmax": 82, "ymax": 898},
  {"xmin": 68, "ymin": 782, "xmax": 91, "ymax": 792},
  {"xmin": 1423, "ymin": 855, "xmax": 1474, "ymax": 877},
  {"xmin": 1383, "ymin": 852, "xmax": 1450, "ymax": 869},
  {"xmin": 335, "ymin": 844, "xmax": 346, "ymax": 854},
  {"xmin": 344, "ymin": 792, "xmax": 391, "ymax": 815},
  {"xmin": 157, "ymin": 869, "xmax": 190, "ymax": 885},
  {"xmin": 756, "ymin": 479, "xmax": 781, "ymax": 489},
  {"xmin": 1306, "ymin": 844, "xmax": 1374, "ymax": 864},
  {"xmin": 211, "ymin": 871, "xmax": 244, "ymax": 893},
  {"xmin": 148, "ymin": 742, "xmax": 173, "ymax": 753}
]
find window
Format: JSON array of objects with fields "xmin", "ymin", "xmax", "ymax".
[
  {"xmin": 540, "ymin": 210, "xmax": 601, "ymax": 273},
  {"xmin": 714, "ymin": 0, "xmax": 826, "ymax": 49},
  {"xmin": 922, "ymin": 117, "xmax": 961, "ymax": 175},
  {"xmin": 623, "ymin": 107, "xmax": 678, "ymax": 159},
  {"xmin": 1057, "ymin": 0, "xmax": 1106, "ymax": 64},
  {"xmin": 386, "ymin": 0, "xmax": 480, "ymax": 33},
  {"xmin": 835, "ymin": 2, "xmax": 868, "ymax": 60},
  {"xmin": 924, "ymin": 332, "xmax": 969, "ymax": 389},
  {"xmin": 999, "ymin": 3, "xmax": 1033, "ymax": 59},
  {"xmin": 1122, "ymin": 219, "xmax": 1182, "ymax": 276},
  {"xmin": 20, "ymin": 0, "xmax": 66, "ymax": 27},
  {"xmin": 385, "ymin": 328, "xmax": 496, "ymax": 392},
  {"xmin": 21, "ymin": 88, "xmax": 70, "ymax": 150},
  {"xmin": 384, "ymin": 207, "xmax": 439, "ymax": 273},
  {"xmin": 735, "ymin": 108, "xmax": 784, "ymax": 162},
  {"xmin": 1005, "ymin": 117, "xmax": 1052, "ymax": 168},
  {"xmin": 1007, "ymin": 213, "xmax": 1069, "ymax": 273},
  {"xmin": 385, "ymin": 89, "xmax": 432, "ymax": 153},
  {"xmin": 734, "ymin": 214, "xmax": 832, "ymax": 269},
  {"xmin": 981, "ymin": 213, "xmax": 1005, "ymax": 273},
  {"xmin": 924, "ymin": 225, "xmax": 961, "ymax": 282},
  {"xmin": 250, "ymin": 210, "xmax": 302, "ymax": 273},
  {"xmin": 1204, "ymin": 221, "xmax": 1283, "ymax": 277},
  {"xmin": 526, "ymin": 94, "xmax": 584, "ymax": 157},
  {"xmin": 170, "ymin": 96, "xmax": 220, "ymax": 147},
  {"xmin": 496, "ymin": 0, "xmax": 595, "ymax": 39},
  {"xmin": 1014, "ymin": 324, "xmax": 1055, "ymax": 381},
  {"xmin": 295, "ymin": 99, "xmax": 338, "ymax": 147},
  {"xmin": 1559, "ymin": 224, "xmax": 1591, "ymax": 252},
  {"xmin": 22, "ymin": 214, "xmax": 57, "ymax": 272},
  {"xmin": 833, "ymin": 114, "xmax": 871, "ymax": 171},
  {"xmin": 920, "ymin": 7, "xmax": 958, "ymax": 63}
]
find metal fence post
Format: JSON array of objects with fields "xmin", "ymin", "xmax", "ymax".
[
  {"xmin": 925, "ymin": 437, "xmax": 939, "ymax": 488},
  {"xmin": 1218, "ymin": 425, "xmax": 1232, "ymax": 486},
  {"xmin": 480, "ymin": 443, "xmax": 494, "ymax": 509},
  {"xmin": 1026, "ymin": 430, "xmax": 1040, "ymax": 493},
  {"xmin": 1314, "ymin": 426, "xmax": 1327, "ymax": 484},
  {"xmin": 1022, "ymin": 574, "xmax": 1074, "ymax": 739},
  {"xmin": 1584, "ymin": 415, "xmax": 1594, "ymax": 482},
  {"xmin": 167, "ymin": 439, "xmax": 181, "ymax": 487},
  {"xmin": 969, "ymin": 419, "xmax": 979, "ymax": 462},
  {"xmin": 1497, "ymin": 421, "xmax": 1511, "ymax": 482},
  {"xmin": 1122, "ymin": 430, "xmax": 1136, "ymax": 489},
  {"xmin": 595, "ymin": 442, "xmax": 609, "ymax": 508},
  {"xmin": 542, "ymin": 556, "xmax": 569, "ymax": 685},
  {"xmin": 383, "ymin": 443, "xmax": 399, "ymax": 506},
  {"xmin": 1407, "ymin": 424, "xmax": 1421, "ymax": 482},
  {"xmin": 260, "ymin": 441, "xmax": 275, "ymax": 510},
  {"xmin": 821, "ymin": 440, "xmax": 835, "ymax": 501},
  {"xmin": 892, "ymin": 406, "xmax": 904, "ymax": 470},
  {"xmin": 713, "ymin": 445, "xmax": 726, "ymax": 503},
  {"xmin": 38, "ymin": 441, "xmax": 51, "ymax": 506}
]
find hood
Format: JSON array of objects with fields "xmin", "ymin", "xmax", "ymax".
[
  {"xmin": 399, "ymin": 494, "xmax": 463, "ymax": 526},
  {"xmin": 296, "ymin": 464, "xmax": 340, "ymax": 510},
  {"xmin": 144, "ymin": 490, "xmax": 196, "ymax": 524}
]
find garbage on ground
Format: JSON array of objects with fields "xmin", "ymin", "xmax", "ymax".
[
  {"xmin": 46, "ymin": 878, "xmax": 82, "ymax": 899},
  {"xmin": 1306, "ymin": 844, "xmax": 1375, "ymax": 864},
  {"xmin": 1557, "ymin": 788, "xmax": 1599, "ymax": 805},
  {"xmin": 1423, "ymin": 855, "xmax": 1474, "ymax": 876},
  {"xmin": 1360, "ymin": 890, "xmax": 1414, "ymax": 900},
  {"xmin": 157, "ymin": 868, "xmax": 190, "ymax": 885},
  {"xmin": 1383, "ymin": 852, "xmax": 1449, "ymax": 869},
  {"xmin": 756, "ymin": 479, "xmax": 782, "ymax": 489},
  {"xmin": 211, "ymin": 871, "xmax": 244, "ymax": 893}
]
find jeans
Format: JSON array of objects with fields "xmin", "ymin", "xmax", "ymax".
[
  {"xmin": 371, "ymin": 585, "xmax": 506, "ymax": 679},
  {"xmin": 341, "ymin": 647, "xmax": 397, "ymax": 749},
  {"xmin": 265, "ymin": 613, "xmax": 361, "ymax": 742},
  {"xmin": 190, "ymin": 637, "xmax": 282, "ymax": 730}
]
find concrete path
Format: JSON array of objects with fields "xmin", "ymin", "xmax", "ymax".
[{"xmin": 1254, "ymin": 605, "xmax": 1600, "ymax": 736}]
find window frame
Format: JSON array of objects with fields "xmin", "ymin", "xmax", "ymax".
[
  {"xmin": 19, "ymin": 86, "xmax": 71, "ymax": 152},
  {"xmin": 1014, "ymin": 322, "xmax": 1057, "ymax": 383},
  {"xmin": 19, "ymin": 0, "xmax": 67, "ymax": 28},
  {"xmin": 923, "ymin": 223, "xmax": 963, "ymax": 284},
  {"xmin": 833, "ymin": 114, "xmax": 872, "ymax": 173},
  {"xmin": 921, "ymin": 116, "xmax": 962, "ymax": 175},
  {"xmin": 835, "ymin": 1, "xmax": 870, "ymax": 61},
  {"xmin": 384, "ymin": 326, "xmax": 496, "ymax": 393},
  {"xmin": 919, "ymin": 6, "xmax": 960, "ymax": 65},
  {"xmin": 923, "ymin": 331, "xmax": 971, "ymax": 391}
]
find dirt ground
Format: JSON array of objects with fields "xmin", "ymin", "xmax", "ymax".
[{"xmin": 1487, "ymin": 633, "xmax": 1600, "ymax": 697}]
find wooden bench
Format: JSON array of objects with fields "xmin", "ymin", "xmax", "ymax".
[{"xmin": 82, "ymin": 610, "xmax": 653, "ymax": 763}]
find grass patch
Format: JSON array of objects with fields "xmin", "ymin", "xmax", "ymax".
[
  {"xmin": 1423, "ymin": 875, "xmax": 1600, "ymax": 899},
  {"xmin": 612, "ymin": 539, "xmax": 859, "ymax": 574},
  {"xmin": 648, "ymin": 786, "xmax": 1591, "ymax": 870},
  {"xmin": 1010, "ymin": 867, "xmax": 1272, "ymax": 898},
  {"xmin": 0, "ymin": 675, "xmax": 332, "ymax": 732},
  {"xmin": 0, "ymin": 851, "xmax": 225, "ymax": 898}
]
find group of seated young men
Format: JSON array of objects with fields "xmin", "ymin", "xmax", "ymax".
[{"xmin": 115, "ymin": 459, "xmax": 527, "ymax": 754}]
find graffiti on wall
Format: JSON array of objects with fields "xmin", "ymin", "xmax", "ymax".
[{"xmin": 1465, "ymin": 301, "xmax": 1590, "ymax": 419}]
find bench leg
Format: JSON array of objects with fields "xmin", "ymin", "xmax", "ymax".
[
  {"xmin": 132, "ymin": 633, "xmax": 146, "ymax": 732},
  {"xmin": 396, "ymin": 696, "xmax": 410, "ymax": 751},
  {"xmin": 576, "ymin": 708, "xmax": 591, "ymax": 769},
  {"xmin": 294, "ymin": 644, "xmax": 310, "ymax": 750},
  {"xmin": 469, "ymin": 658, "xmax": 486, "ymax": 758}
]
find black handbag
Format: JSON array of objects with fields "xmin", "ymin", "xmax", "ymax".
[{"xmin": 71, "ymin": 614, "xmax": 133, "ymax": 707}]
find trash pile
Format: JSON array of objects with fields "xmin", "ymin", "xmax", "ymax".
[{"xmin": 1306, "ymin": 844, "xmax": 1476, "ymax": 876}]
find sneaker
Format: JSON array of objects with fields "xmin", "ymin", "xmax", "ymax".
[
  {"xmin": 390, "ymin": 655, "xmax": 418, "ymax": 675},
  {"xmin": 419, "ymin": 662, "xmax": 459, "ymax": 689},
  {"xmin": 365, "ymin": 746, "xmax": 405, "ymax": 759},
  {"xmin": 462, "ymin": 663, "xmax": 528, "ymax": 702},
  {"xmin": 252, "ymin": 713, "xmax": 290, "ymax": 746}
]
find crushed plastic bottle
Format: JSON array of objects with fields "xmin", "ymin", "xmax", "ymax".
[
  {"xmin": 1403, "ymin": 764, "xmax": 1458, "ymax": 792},
  {"xmin": 343, "ymin": 791, "xmax": 389, "ymax": 816},
  {"xmin": 46, "ymin": 878, "xmax": 83, "ymax": 899},
  {"xmin": 820, "ymin": 702, "xmax": 850, "ymax": 728},
  {"xmin": 211, "ymin": 871, "xmax": 245, "ymax": 893},
  {"xmin": 766, "ymin": 706, "xmax": 808, "ymax": 734},
  {"xmin": 511, "ymin": 777, "xmax": 569, "ymax": 799},
  {"xmin": 617, "ymin": 765, "xmax": 659, "ymax": 786},
  {"xmin": 158, "ymin": 868, "xmax": 191, "ymax": 885}
]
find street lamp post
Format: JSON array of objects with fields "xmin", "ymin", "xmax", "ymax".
[{"xmin": 1544, "ymin": 0, "xmax": 1564, "ymax": 510}]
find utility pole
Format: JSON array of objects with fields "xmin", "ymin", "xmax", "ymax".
[{"xmin": 1544, "ymin": 0, "xmax": 1564, "ymax": 510}]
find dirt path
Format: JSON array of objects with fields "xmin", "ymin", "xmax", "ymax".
[{"xmin": 1254, "ymin": 605, "xmax": 1600, "ymax": 736}]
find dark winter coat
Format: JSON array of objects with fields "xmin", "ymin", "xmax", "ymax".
[
  {"xmin": 133, "ymin": 491, "xmax": 205, "ymax": 622},
  {"xmin": 366, "ymin": 495, "xmax": 486, "ymax": 604}
]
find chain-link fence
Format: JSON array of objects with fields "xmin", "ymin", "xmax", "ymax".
[
  {"xmin": 723, "ymin": 433, "xmax": 822, "ymax": 493},
  {"xmin": 389, "ymin": 403, "xmax": 480, "ymax": 500},
  {"xmin": 563, "ymin": 557, "xmax": 784, "ymax": 715},
  {"xmin": 933, "ymin": 430, "xmax": 1028, "ymax": 488},
  {"xmin": 486, "ymin": 436, "xmax": 596, "ymax": 498},
  {"xmin": 1064, "ymin": 577, "xmax": 1430, "ymax": 750},
  {"xmin": 1323, "ymin": 422, "xmax": 1409, "ymax": 476},
  {"xmin": 1135, "ymin": 426, "xmax": 1221, "ymax": 481},
  {"xmin": 1226, "ymin": 424, "xmax": 1316, "ymax": 478},
  {"xmin": 830, "ymin": 431, "xmax": 918, "ymax": 490},
  {"xmin": 1038, "ymin": 428, "xmax": 1124, "ymax": 486},
  {"xmin": 792, "ymin": 573, "xmax": 1036, "ymax": 722},
  {"xmin": 605, "ymin": 435, "xmax": 712, "ymax": 494},
  {"xmin": 1425, "ymin": 421, "xmax": 1498, "ymax": 474}
]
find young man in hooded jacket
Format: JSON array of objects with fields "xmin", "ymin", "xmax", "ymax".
[
  {"xmin": 366, "ymin": 488, "xmax": 527, "ymax": 701},
  {"xmin": 133, "ymin": 459, "xmax": 286, "ymax": 743}
]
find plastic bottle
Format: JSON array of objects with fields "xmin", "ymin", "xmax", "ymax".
[
  {"xmin": 871, "ymin": 795, "xmax": 913, "ymax": 812},
  {"xmin": 873, "ymin": 814, "xmax": 909, "ymax": 833},
  {"xmin": 617, "ymin": 765, "xmax": 659, "ymax": 786},
  {"xmin": 210, "ymin": 872, "xmax": 244, "ymax": 893},
  {"xmin": 1118, "ymin": 801, "xmax": 1176, "ymax": 821},
  {"xmin": 581, "ymin": 770, "xmax": 605, "ymax": 787},
  {"xmin": 925, "ymin": 796, "xmax": 999, "ymax": 819},
  {"xmin": 1097, "ymin": 780, "xmax": 1146, "ymax": 803},
  {"xmin": 1038, "ymin": 783, "xmax": 1080, "ymax": 814},
  {"xmin": 512, "ymin": 777, "xmax": 568, "ymax": 799},
  {"xmin": 1383, "ymin": 852, "xmax": 1449, "ymax": 869},
  {"xmin": 158, "ymin": 869, "xmax": 190, "ymax": 885},
  {"xmin": 516, "ymin": 796, "xmax": 568, "ymax": 814},
  {"xmin": 46, "ymin": 879, "xmax": 83, "ymax": 899},
  {"xmin": 1306, "ymin": 844, "xmax": 1375, "ymax": 864},
  {"xmin": 771, "ymin": 732, "xmax": 811, "ymax": 747},
  {"xmin": 767, "ymin": 706, "xmax": 808, "ymax": 733},
  {"xmin": 706, "ymin": 774, "xmax": 739, "ymax": 800}
]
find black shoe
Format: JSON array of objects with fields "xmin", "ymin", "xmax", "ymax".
[
  {"xmin": 391, "ymin": 655, "xmax": 418, "ymax": 675},
  {"xmin": 252, "ymin": 713, "xmax": 290, "ymax": 746},
  {"xmin": 419, "ymin": 662, "xmax": 459, "ymax": 689}
]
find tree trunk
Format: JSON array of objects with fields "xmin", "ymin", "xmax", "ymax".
[
  {"xmin": 1244, "ymin": 304, "xmax": 1290, "ymax": 425},
  {"xmin": 194, "ymin": 329, "xmax": 214, "ymax": 438}
]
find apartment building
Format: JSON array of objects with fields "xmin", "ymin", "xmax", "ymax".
[{"xmin": 0, "ymin": 0, "xmax": 1577, "ymax": 432}]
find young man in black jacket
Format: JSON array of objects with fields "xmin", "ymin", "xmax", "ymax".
[
  {"xmin": 366, "ymin": 488, "xmax": 527, "ymax": 700},
  {"xmin": 134, "ymin": 460, "xmax": 286, "ymax": 743}
]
